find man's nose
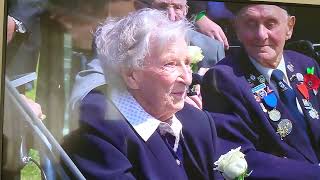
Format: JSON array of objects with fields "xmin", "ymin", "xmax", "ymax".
[
  {"xmin": 167, "ymin": 7, "xmax": 177, "ymax": 21},
  {"xmin": 256, "ymin": 25, "xmax": 268, "ymax": 40}
]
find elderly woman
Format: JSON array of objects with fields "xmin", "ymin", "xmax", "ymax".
[{"xmin": 63, "ymin": 9, "xmax": 218, "ymax": 179}]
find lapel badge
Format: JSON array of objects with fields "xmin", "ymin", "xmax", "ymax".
[
  {"xmin": 268, "ymin": 109, "xmax": 281, "ymax": 122},
  {"xmin": 304, "ymin": 74, "xmax": 320, "ymax": 90},
  {"xmin": 309, "ymin": 108, "xmax": 319, "ymax": 119},
  {"xmin": 277, "ymin": 119, "xmax": 293, "ymax": 140},
  {"xmin": 250, "ymin": 74, "xmax": 256, "ymax": 81},
  {"xmin": 257, "ymin": 75, "xmax": 266, "ymax": 84},
  {"xmin": 289, "ymin": 74, "xmax": 297, "ymax": 82},
  {"xmin": 296, "ymin": 73, "xmax": 304, "ymax": 82},
  {"xmin": 302, "ymin": 99, "xmax": 311, "ymax": 107},
  {"xmin": 287, "ymin": 64, "xmax": 294, "ymax": 72}
]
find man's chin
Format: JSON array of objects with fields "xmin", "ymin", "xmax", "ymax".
[
  {"xmin": 173, "ymin": 100, "xmax": 185, "ymax": 111},
  {"xmin": 252, "ymin": 51, "xmax": 277, "ymax": 61}
]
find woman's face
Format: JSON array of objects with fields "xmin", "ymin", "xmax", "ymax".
[{"xmin": 131, "ymin": 36, "xmax": 192, "ymax": 121}]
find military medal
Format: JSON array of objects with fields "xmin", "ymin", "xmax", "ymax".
[
  {"xmin": 263, "ymin": 92, "xmax": 277, "ymax": 109},
  {"xmin": 309, "ymin": 108, "xmax": 319, "ymax": 119},
  {"xmin": 277, "ymin": 119, "xmax": 293, "ymax": 140},
  {"xmin": 268, "ymin": 109, "xmax": 281, "ymax": 122}
]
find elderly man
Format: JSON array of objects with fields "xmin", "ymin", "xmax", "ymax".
[
  {"xmin": 202, "ymin": 3, "xmax": 320, "ymax": 179},
  {"xmin": 63, "ymin": 9, "xmax": 219, "ymax": 179},
  {"xmin": 69, "ymin": 0, "xmax": 224, "ymax": 109}
]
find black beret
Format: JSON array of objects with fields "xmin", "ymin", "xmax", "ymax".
[{"xmin": 225, "ymin": 1, "xmax": 293, "ymax": 16}]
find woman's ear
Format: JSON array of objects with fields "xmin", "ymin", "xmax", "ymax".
[{"xmin": 120, "ymin": 67, "xmax": 140, "ymax": 90}]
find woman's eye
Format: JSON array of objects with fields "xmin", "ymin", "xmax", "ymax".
[
  {"xmin": 164, "ymin": 62, "xmax": 175, "ymax": 67},
  {"xmin": 162, "ymin": 62, "xmax": 177, "ymax": 72}
]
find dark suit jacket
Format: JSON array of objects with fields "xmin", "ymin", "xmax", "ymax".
[
  {"xmin": 202, "ymin": 49, "xmax": 320, "ymax": 180},
  {"xmin": 188, "ymin": 30, "xmax": 225, "ymax": 68},
  {"xmin": 63, "ymin": 90, "xmax": 219, "ymax": 180}
]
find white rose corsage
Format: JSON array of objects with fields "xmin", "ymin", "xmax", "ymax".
[
  {"xmin": 188, "ymin": 45, "xmax": 204, "ymax": 72},
  {"xmin": 214, "ymin": 147, "xmax": 252, "ymax": 180}
]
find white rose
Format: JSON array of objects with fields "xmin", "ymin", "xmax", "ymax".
[
  {"xmin": 188, "ymin": 46, "xmax": 204, "ymax": 64},
  {"xmin": 214, "ymin": 147, "xmax": 248, "ymax": 180}
]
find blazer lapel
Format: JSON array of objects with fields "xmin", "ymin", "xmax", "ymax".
[
  {"xmin": 180, "ymin": 134, "xmax": 205, "ymax": 178},
  {"xmin": 285, "ymin": 54, "xmax": 320, "ymax": 159},
  {"xmin": 175, "ymin": 112, "xmax": 208, "ymax": 179},
  {"xmin": 278, "ymin": 54, "xmax": 319, "ymax": 163},
  {"xmin": 146, "ymin": 131, "xmax": 187, "ymax": 178}
]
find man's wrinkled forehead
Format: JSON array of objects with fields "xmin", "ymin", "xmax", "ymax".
[
  {"xmin": 237, "ymin": 5, "xmax": 288, "ymax": 19},
  {"xmin": 152, "ymin": 0, "xmax": 186, "ymax": 6}
]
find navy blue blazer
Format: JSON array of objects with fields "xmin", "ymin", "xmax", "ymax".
[
  {"xmin": 63, "ymin": 90, "xmax": 220, "ymax": 180},
  {"xmin": 202, "ymin": 49, "xmax": 320, "ymax": 179}
]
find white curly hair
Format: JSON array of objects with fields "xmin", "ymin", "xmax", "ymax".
[{"xmin": 95, "ymin": 8, "xmax": 192, "ymax": 90}]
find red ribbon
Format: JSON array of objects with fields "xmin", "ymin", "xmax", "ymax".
[{"xmin": 297, "ymin": 83, "xmax": 310, "ymax": 100}]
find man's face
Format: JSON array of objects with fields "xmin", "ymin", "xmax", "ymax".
[
  {"xmin": 235, "ymin": 5, "xmax": 295, "ymax": 68},
  {"xmin": 132, "ymin": 37, "xmax": 192, "ymax": 121},
  {"xmin": 152, "ymin": 0, "xmax": 188, "ymax": 21}
]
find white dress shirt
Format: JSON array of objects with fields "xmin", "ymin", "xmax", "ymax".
[{"xmin": 110, "ymin": 89, "xmax": 182, "ymax": 151}]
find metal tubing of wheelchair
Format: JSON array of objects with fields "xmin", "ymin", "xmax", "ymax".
[{"xmin": 5, "ymin": 77, "xmax": 86, "ymax": 180}]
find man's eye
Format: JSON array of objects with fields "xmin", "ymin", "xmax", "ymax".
[{"xmin": 265, "ymin": 21, "xmax": 277, "ymax": 29}]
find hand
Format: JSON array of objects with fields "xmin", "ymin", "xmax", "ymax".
[
  {"xmin": 20, "ymin": 94, "xmax": 46, "ymax": 120},
  {"xmin": 196, "ymin": 16, "xmax": 229, "ymax": 49},
  {"xmin": 7, "ymin": 16, "xmax": 16, "ymax": 44},
  {"xmin": 185, "ymin": 84, "xmax": 202, "ymax": 109}
]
